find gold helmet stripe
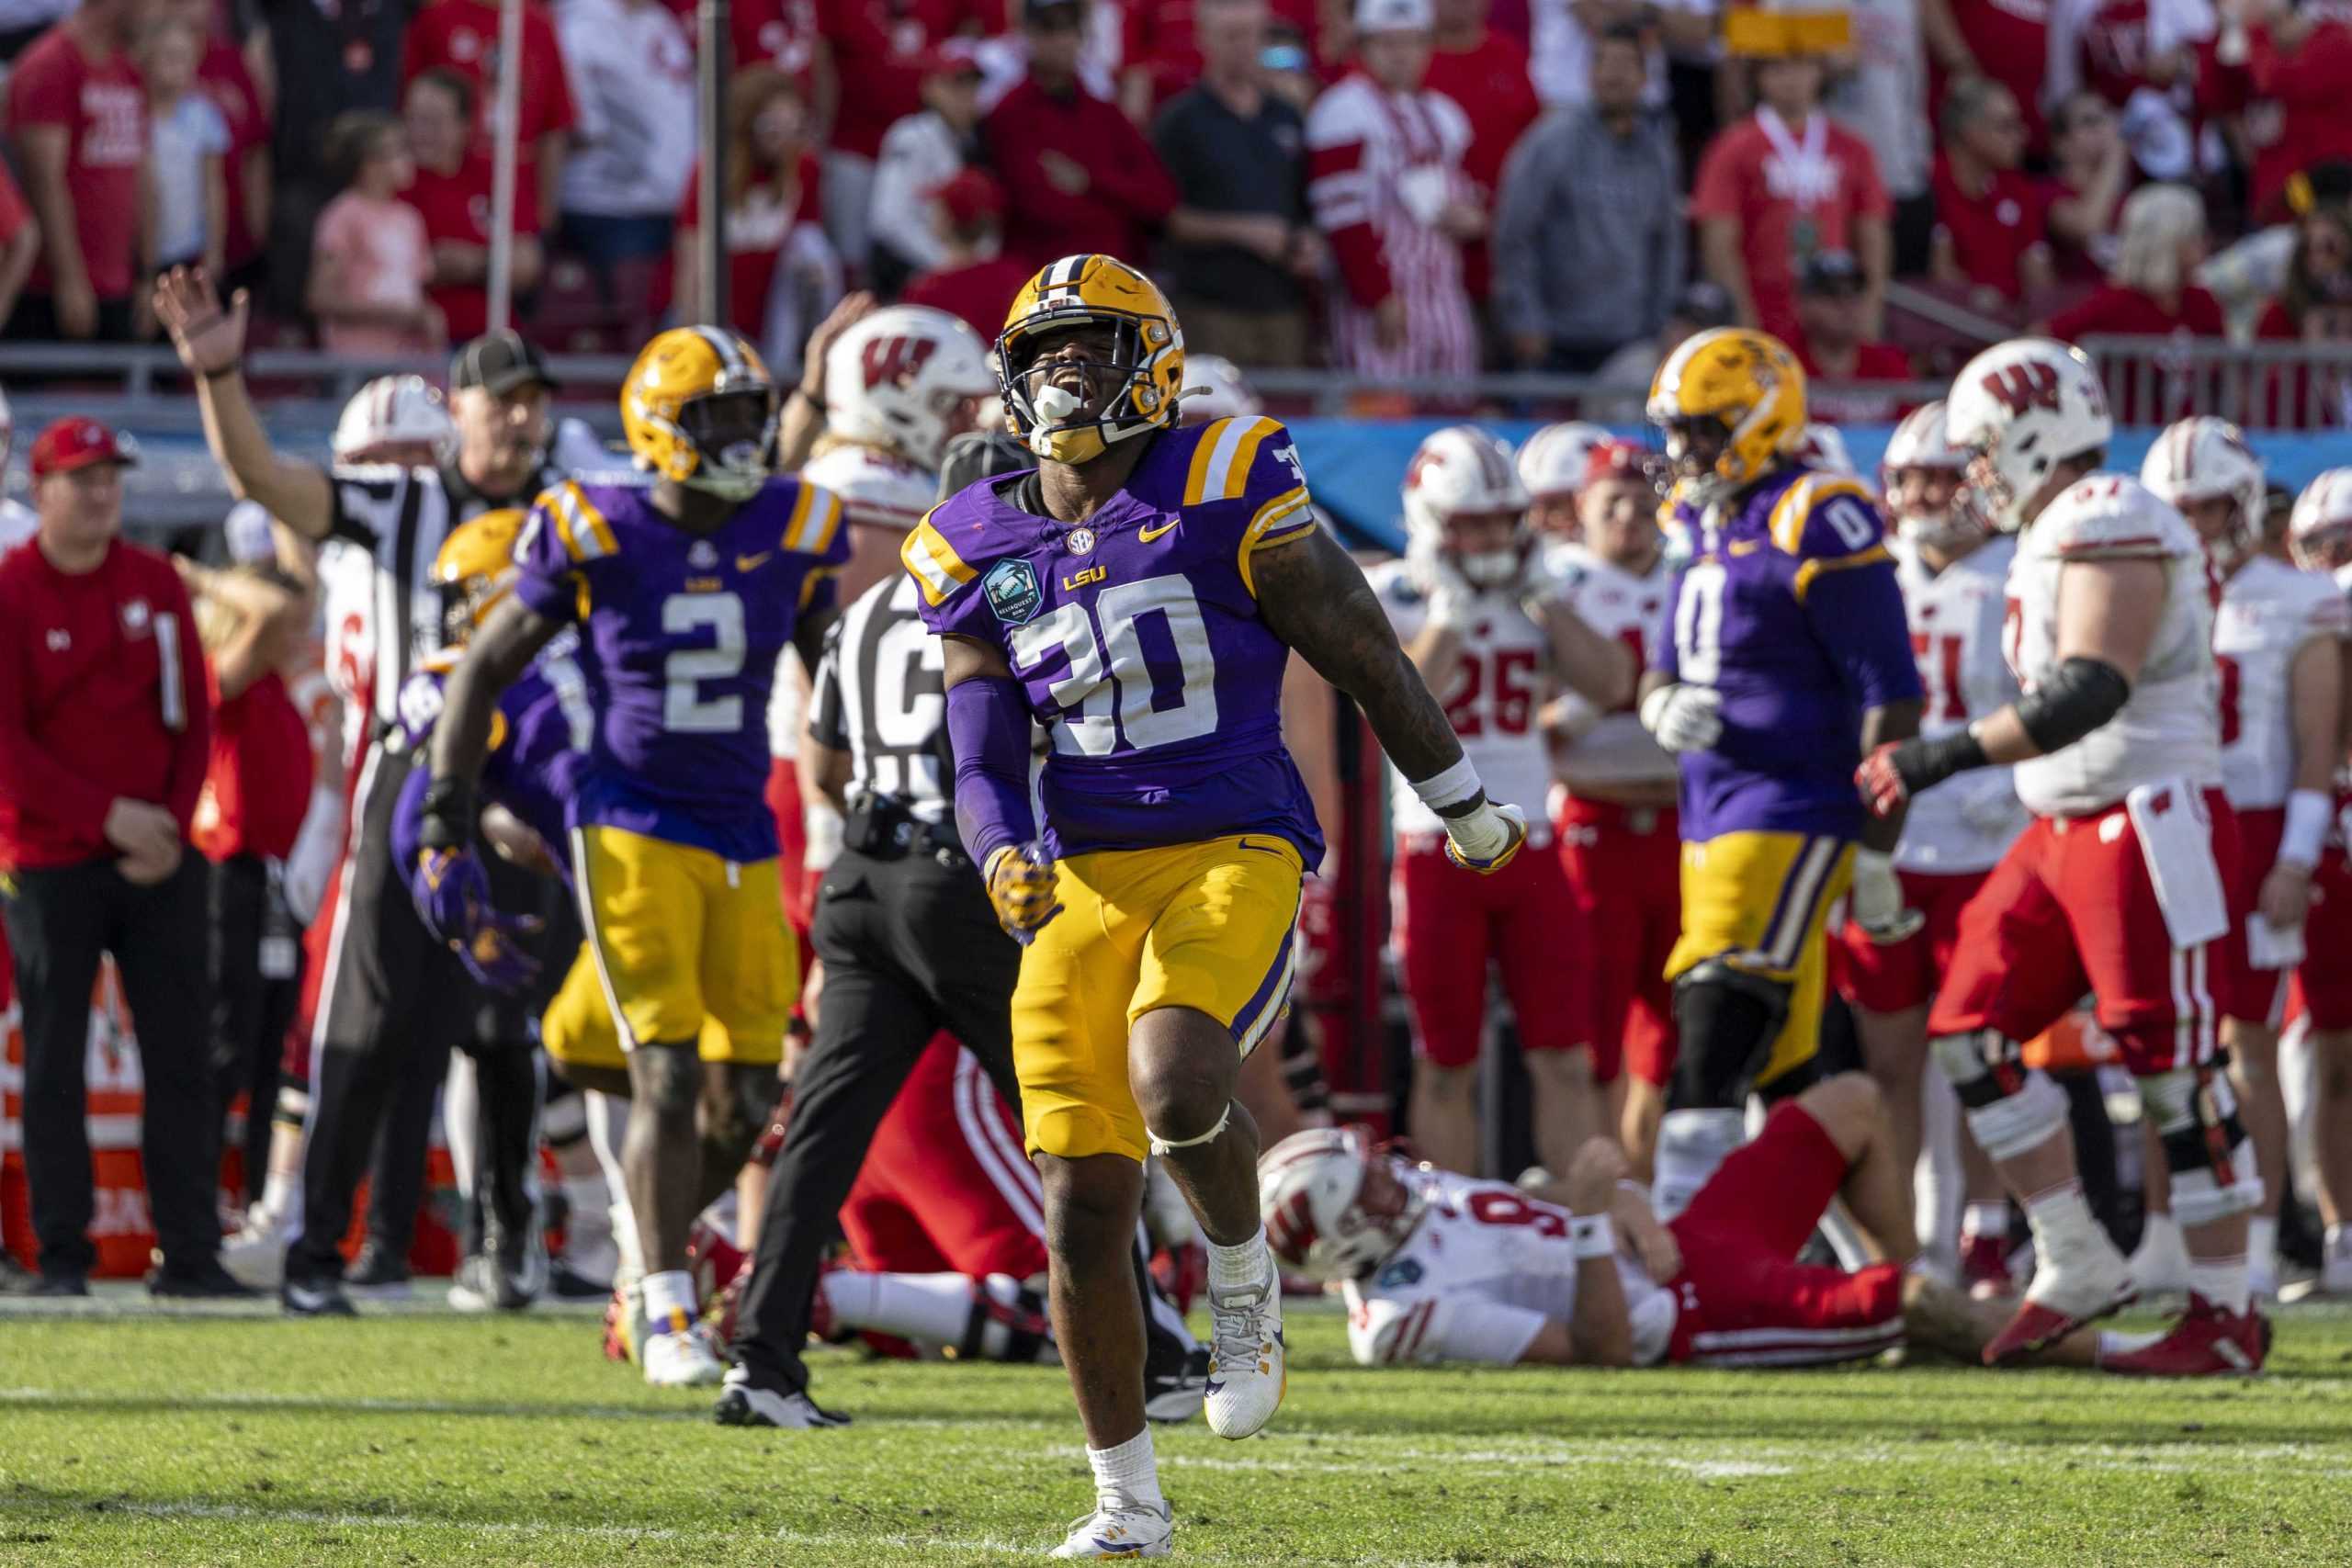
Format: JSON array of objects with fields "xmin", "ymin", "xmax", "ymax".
[{"xmin": 693, "ymin": 325, "xmax": 748, "ymax": 379}]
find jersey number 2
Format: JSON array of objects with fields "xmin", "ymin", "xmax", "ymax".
[{"xmin": 662, "ymin": 592, "xmax": 746, "ymax": 733}]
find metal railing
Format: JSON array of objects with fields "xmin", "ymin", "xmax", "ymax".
[{"xmin": 2074, "ymin": 336, "xmax": 2352, "ymax": 431}]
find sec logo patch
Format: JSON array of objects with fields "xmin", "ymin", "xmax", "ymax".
[{"xmin": 984, "ymin": 558, "xmax": 1044, "ymax": 625}]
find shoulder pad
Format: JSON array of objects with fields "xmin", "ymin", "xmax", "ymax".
[
  {"xmin": 805, "ymin": 447, "xmax": 934, "ymax": 530},
  {"xmin": 2285, "ymin": 564, "xmax": 2352, "ymax": 635},
  {"xmin": 2037, "ymin": 475, "xmax": 2195, "ymax": 559},
  {"xmin": 778, "ymin": 479, "xmax": 849, "ymax": 562},
  {"xmin": 903, "ymin": 499, "xmax": 988, "ymax": 610},
  {"xmin": 1767, "ymin": 472, "xmax": 1889, "ymax": 559},
  {"xmin": 524, "ymin": 479, "xmax": 620, "ymax": 568}
]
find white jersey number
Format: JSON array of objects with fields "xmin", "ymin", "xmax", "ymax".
[
  {"xmin": 662, "ymin": 592, "xmax": 747, "ymax": 734},
  {"xmin": 1675, "ymin": 559, "xmax": 1728, "ymax": 686},
  {"xmin": 1010, "ymin": 573, "xmax": 1220, "ymax": 755}
]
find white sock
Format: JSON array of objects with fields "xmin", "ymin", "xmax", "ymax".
[
  {"xmin": 823, "ymin": 1270, "xmax": 981, "ymax": 1345},
  {"xmin": 584, "ymin": 1091, "xmax": 639, "ymax": 1276},
  {"xmin": 1962, "ymin": 1201, "xmax": 2009, "ymax": 1241},
  {"xmin": 259, "ymin": 1167, "xmax": 301, "ymax": 1228},
  {"xmin": 2021, "ymin": 1179, "xmax": 2104, "ymax": 1263},
  {"xmin": 1652, "ymin": 1109, "xmax": 1746, "ymax": 1223},
  {"xmin": 2134, "ymin": 1211, "xmax": 2182, "ymax": 1258},
  {"xmin": 443, "ymin": 1052, "xmax": 481, "ymax": 1209},
  {"xmin": 1206, "ymin": 1225, "xmax": 1269, "ymax": 1292},
  {"xmin": 2188, "ymin": 1255, "xmax": 2250, "ymax": 1314},
  {"xmin": 1086, "ymin": 1427, "xmax": 1164, "ymax": 1511},
  {"xmin": 642, "ymin": 1269, "xmax": 697, "ymax": 1328},
  {"xmin": 2247, "ymin": 1215, "xmax": 2278, "ymax": 1271}
]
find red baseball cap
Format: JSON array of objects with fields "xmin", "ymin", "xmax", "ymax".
[
  {"xmin": 30, "ymin": 416, "xmax": 138, "ymax": 480},
  {"xmin": 931, "ymin": 168, "xmax": 1006, "ymax": 226},
  {"xmin": 1583, "ymin": 438, "xmax": 1652, "ymax": 489}
]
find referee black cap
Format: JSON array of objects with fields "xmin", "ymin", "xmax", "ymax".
[
  {"xmin": 451, "ymin": 331, "xmax": 559, "ymax": 397},
  {"xmin": 937, "ymin": 431, "xmax": 1032, "ymax": 502}
]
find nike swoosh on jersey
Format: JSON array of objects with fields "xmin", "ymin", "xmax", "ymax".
[
  {"xmin": 1138, "ymin": 520, "xmax": 1179, "ymax": 542},
  {"xmin": 737, "ymin": 551, "xmax": 773, "ymax": 571}
]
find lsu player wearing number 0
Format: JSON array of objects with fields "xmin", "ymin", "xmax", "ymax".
[
  {"xmin": 1371, "ymin": 426, "xmax": 1639, "ymax": 1184},
  {"xmin": 424, "ymin": 326, "xmax": 849, "ymax": 1390},
  {"xmin": 903, "ymin": 254, "xmax": 1524, "ymax": 1559},
  {"xmin": 1858, "ymin": 339, "xmax": 2265, "ymax": 1376},
  {"xmin": 2141, "ymin": 417, "xmax": 2347, "ymax": 1303},
  {"xmin": 1636, "ymin": 326, "xmax": 1925, "ymax": 1224}
]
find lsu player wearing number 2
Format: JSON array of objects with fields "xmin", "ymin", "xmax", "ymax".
[
  {"xmin": 903, "ymin": 254, "xmax": 1525, "ymax": 1560},
  {"xmin": 1635, "ymin": 327, "xmax": 1925, "ymax": 1224},
  {"xmin": 1858, "ymin": 339, "xmax": 2264, "ymax": 1376},
  {"xmin": 427, "ymin": 328, "xmax": 849, "ymax": 1390}
]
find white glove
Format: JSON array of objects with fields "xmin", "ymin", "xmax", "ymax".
[
  {"xmin": 1638, "ymin": 682, "xmax": 1723, "ymax": 753},
  {"xmin": 1850, "ymin": 847, "xmax": 1926, "ymax": 944},
  {"xmin": 1442, "ymin": 799, "xmax": 1528, "ymax": 873},
  {"xmin": 1408, "ymin": 536, "xmax": 1477, "ymax": 631},
  {"xmin": 280, "ymin": 784, "xmax": 345, "ymax": 926}
]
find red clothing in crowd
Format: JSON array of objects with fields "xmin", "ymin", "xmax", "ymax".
[
  {"xmin": 2040, "ymin": 168, "xmax": 2121, "ymax": 285},
  {"xmin": 195, "ymin": 38, "xmax": 269, "ymax": 271},
  {"xmin": 193, "ymin": 671, "xmax": 313, "ymax": 863},
  {"xmin": 401, "ymin": 0, "xmax": 578, "ymax": 192},
  {"xmin": 1930, "ymin": 157, "xmax": 2049, "ymax": 301},
  {"xmin": 1689, "ymin": 112, "xmax": 1890, "ymax": 349},
  {"xmin": 404, "ymin": 153, "xmax": 543, "ymax": 344},
  {"xmin": 1121, "ymin": 0, "xmax": 1325, "ymax": 117},
  {"xmin": 902, "ymin": 255, "xmax": 1030, "ymax": 340},
  {"xmin": 5, "ymin": 25, "xmax": 145, "ymax": 300},
  {"xmin": 2244, "ymin": 19, "xmax": 2352, "ymax": 223},
  {"xmin": 665, "ymin": 0, "xmax": 823, "ymax": 78},
  {"xmin": 1422, "ymin": 27, "xmax": 1541, "ymax": 302},
  {"xmin": 675, "ymin": 155, "xmax": 825, "ymax": 341},
  {"xmin": 1931, "ymin": 0, "xmax": 2051, "ymax": 150},
  {"xmin": 1797, "ymin": 339, "xmax": 1915, "ymax": 423},
  {"xmin": 2047, "ymin": 282, "xmax": 2228, "ymax": 425},
  {"xmin": 983, "ymin": 77, "xmax": 1179, "ymax": 270},
  {"xmin": 820, "ymin": 0, "xmax": 991, "ymax": 160},
  {"xmin": 0, "ymin": 540, "xmax": 210, "ymax": 871}
]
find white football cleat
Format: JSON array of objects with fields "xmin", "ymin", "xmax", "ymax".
[
  {"xmin": 712, "ymin": 1366, "xmax": 852, "ymax": 1428},
  {"xmin": 220, "ymin": 1207, "xmax": 287, "ymax": 1290},
  {"xmin": 640, "ymin": 1318, "xmax": 725, "ymax": 1387},
  {"xmin": 1048, "ymin": 1500, "xmax": 1173, "ymax": 1558},
  {"xmin": 1203, "ymin": 1260, "xmax": 1285, "ymax": 1439}
]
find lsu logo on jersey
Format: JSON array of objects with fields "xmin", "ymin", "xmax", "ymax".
[{"xmin": 984, "ymin": 558, "xmax": 1044, "ymax": 625}]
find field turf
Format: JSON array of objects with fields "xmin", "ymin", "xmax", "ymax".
[{"xmin": 1, "ymin": 1296, "xmax": 2349, "ymax": 1566}]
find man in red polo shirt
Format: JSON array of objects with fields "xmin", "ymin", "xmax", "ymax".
[
  {"xmin": 6, "ymin": 0, "xmax": 144, "ymax": 341},
  {"xmin": 401, "ymin": 0, "xmax": 577, "ymax": 231},
  {"xmin": 983, "ymin": 0, "xmax": 1181, "ymax": 267},
  {"xmin": 0, "ymin": 419, "xmax": 243, "ymax": 1300},
  {"xmin": 1929, "ymin": 75, "xmax": 2055, "ymax": 310},
  {"xmin": 1791, "ymin": 249, "xmax": 1916, "ymax": 423}
]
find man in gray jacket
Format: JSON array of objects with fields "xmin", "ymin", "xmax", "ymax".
[{"xmin": 1492, "ymin": 26, "xmax": 1683, "ymax": 375}]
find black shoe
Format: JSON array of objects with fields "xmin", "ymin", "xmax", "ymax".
[
  {"xmin": 1145, "ymin": 1346, "xmax": 1209, "ymax": 1424},
  {"xmin": 548, "ymin": 1258, "xmax": 611, "ymax": 1300},
  {"xmin": 281, "ymin": 1275, "xmax": 357, "ymax": 1316},
  {"xmin": 491, "ymin": 1214, "xmax": 548, "ymax": 1310},
  {"xmin": 28, "ymin": 1269, "xmax": 88, "ymax": 1298},
  {"xmin": 0, "ymin": 1253, "xmax": 37, "ymax": 1295},
  {"xmin": 342, "ymin": 1240, "xmax": 411, "ymax": 1297},
  {"xmin": 148, "ymin": 1259, "xmax": 258, "ymax": 1299}
]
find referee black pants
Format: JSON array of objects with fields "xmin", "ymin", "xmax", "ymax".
[
  {"xmin": 730, "ymin": 843, "xmax": 1023, "ymax": 1391},
  {"xmin": 207, "ymin": 853, "xmax": 302, "ymax": 1205},
  {"xmin": 2, "ymin": 853, "xmax": 217, "ymax": 1277}
]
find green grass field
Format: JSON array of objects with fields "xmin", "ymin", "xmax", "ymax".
[{"xmin": 3, "ymin": 1297, "xmax": 2350, "ymax": 1567}]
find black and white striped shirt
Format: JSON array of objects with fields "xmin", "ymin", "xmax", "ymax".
[
  {"xmin": 808, "ymin": 574, "xmax": 953, "ymax": 822},
  {"xmin": 326, "ymin": 459, "xmax": 561, "ymax": 730}
]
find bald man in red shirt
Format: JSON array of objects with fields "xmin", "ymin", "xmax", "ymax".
[{"xmin": 0, "ymin": 419, "xmax": 243, "ymax": 1298}]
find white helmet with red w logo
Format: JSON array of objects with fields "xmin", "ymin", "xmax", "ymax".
[
  {"xmin": 1402, "ymin": 424, "xmax": 1532, "ymax": 590},
  {"xmin": 824, "ymin": 305, "xmax": 996, "ymax": 473},
  {"xmin": 1258, "ymin": 1128, "xmax": 1420, "ymax": 1283},
  {"xmin": 1944, "ymin": 337, "xmax": 2113, "ymax": 534},
  {"xmin": 2141, "ymin": 416, "xmax": 2267, "ymax": 571}
]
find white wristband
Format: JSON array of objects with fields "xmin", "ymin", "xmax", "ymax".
[
  {"xmin": 1570, "ymin": 1214, "xmax": 1615, "ymax": 1259},
  {"xmin": 1410, "ymin": 755, "xmax": 1483, "ymax": 815},
  {"xmin": 2281, "ymin": 788, "xmax": 2331, "ymax": 869}
]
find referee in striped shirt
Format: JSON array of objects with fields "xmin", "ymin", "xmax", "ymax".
[{"xmin": 158, "ymin": 268, "xmax": 568, "ymax": 1314}]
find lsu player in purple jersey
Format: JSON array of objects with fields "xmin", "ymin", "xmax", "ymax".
[
  {"xmin": 425, "ymin": 327, "xmax": 849, "ymax": 1390},
  {"xmin": 1634, "ymin": 328, "xmax": 1925, "ymax": 1224},
  {"xmin": 903, "ymin": 254, "xmax": 1525, "ymax": 1559}
]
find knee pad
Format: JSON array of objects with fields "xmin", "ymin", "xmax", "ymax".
[
  {"xmin": 1930, "ymin": 1032, "xmax": 2066, "ymax": 1161},
  {"xmin": 1669, "ymin": 962, "xmax": 1789, "ymax": 1111},
  {"xmin": 2141, "ymin": 1068, "xmax": 2265, "ymax": 1226},
  {"xmin": 1147, "ymin": 1100, "xmax": 1232, "ymax": 1159}
]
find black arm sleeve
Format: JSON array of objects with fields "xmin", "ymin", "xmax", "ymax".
[{"xmin": 2014, "ymin": 656, "xmax": 2132, "ymax": 755}]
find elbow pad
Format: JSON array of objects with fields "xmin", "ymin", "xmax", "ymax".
[
  {"xmin": 2016, "ymin": 656, "xmax": 2132, "ymax": 755},
  {"xmin": 944, "ymin": 673, "xmax": 1038, "ymax": 868}
]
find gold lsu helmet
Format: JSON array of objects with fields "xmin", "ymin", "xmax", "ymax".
[
  {"xmin": 1646, "ymin": 327, "xmax": 1808, "ymax": 505},
  {"xmin": 997, "ymin": 254, "xmax": 1184, "ymax": 464},
  {"xmin": 433, "ymin": 506, "xmax": 527, "ymax": 644},
  {"xmin": 620, "ymin": 326, "xmax": 780, "ymax": 501}
]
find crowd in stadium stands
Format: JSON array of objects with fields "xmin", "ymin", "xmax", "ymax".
[{"xmin": 0, "ymin": 0, "xmax": 2335, "ymax": 412}]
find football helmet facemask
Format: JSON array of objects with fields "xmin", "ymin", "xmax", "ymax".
[
  {"xmin": 997, "ymin": 254, "xmax": 1184, "ymax": 464},
  {"xmin": 621, "ymin": 327, "xmax": 780, "ymax": 502},
  {"xmin": 2141, "ymin": 415, "xmax": 2266, "ymax": 573},
  {"xmin": 2290, "ymin": 467, "xmax": 2352, "ymax": 574},
  {"xmin": 1258, "ymin": 1127, "xmax": 1422, "ymax": 1284},
  {"xmin": 1646, "ymin": 327, "xmax": 1807, "ymax": 509}
]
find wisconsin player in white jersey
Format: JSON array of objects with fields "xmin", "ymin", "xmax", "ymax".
[
  {"xmin": 2287, "ymin": 469, "xmax": 2352, "ymax": 1295},
  {"xmin": 1541, "ymin": 440, "xmax": 1680, "ymax": 1169},
  {"xmin": 2143, "ymin": 419, "xmax": 2348, "ymax": 1302},
  {"xmin": 1832, "ymin": 402, "xmax": 2023, "ymax": 1276},
  {"xmin": 1859, "ymin": 339, "xmax": 2266, "ymax": 1376},
  {"xmin": 1373, "ymin": 426, "xmax": 1635, "ymax": 1179},
  {"xmin": 1515, "ymin": 420, "xmax": 1609, "ymax": 564},
  {"xmin": 1261, "ymin": 1074, "xmax": 2124, "ymax": 1372}
]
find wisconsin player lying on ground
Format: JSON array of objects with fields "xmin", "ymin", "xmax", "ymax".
[
  {"xmin": 1859, "ymin": 339, "xmax": 2266, "ymax": 1375},
  {"xmin": 903, "ymin": 254, "xmax": 1527, "ymax": 1559},
  {"xmin": 427, "ymin": 328, "xmax": 846, "ymax": 1387},
  {"xmin": 1261, "ymin": 1075, "xmax": 2132, "ymax": 1371}
]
